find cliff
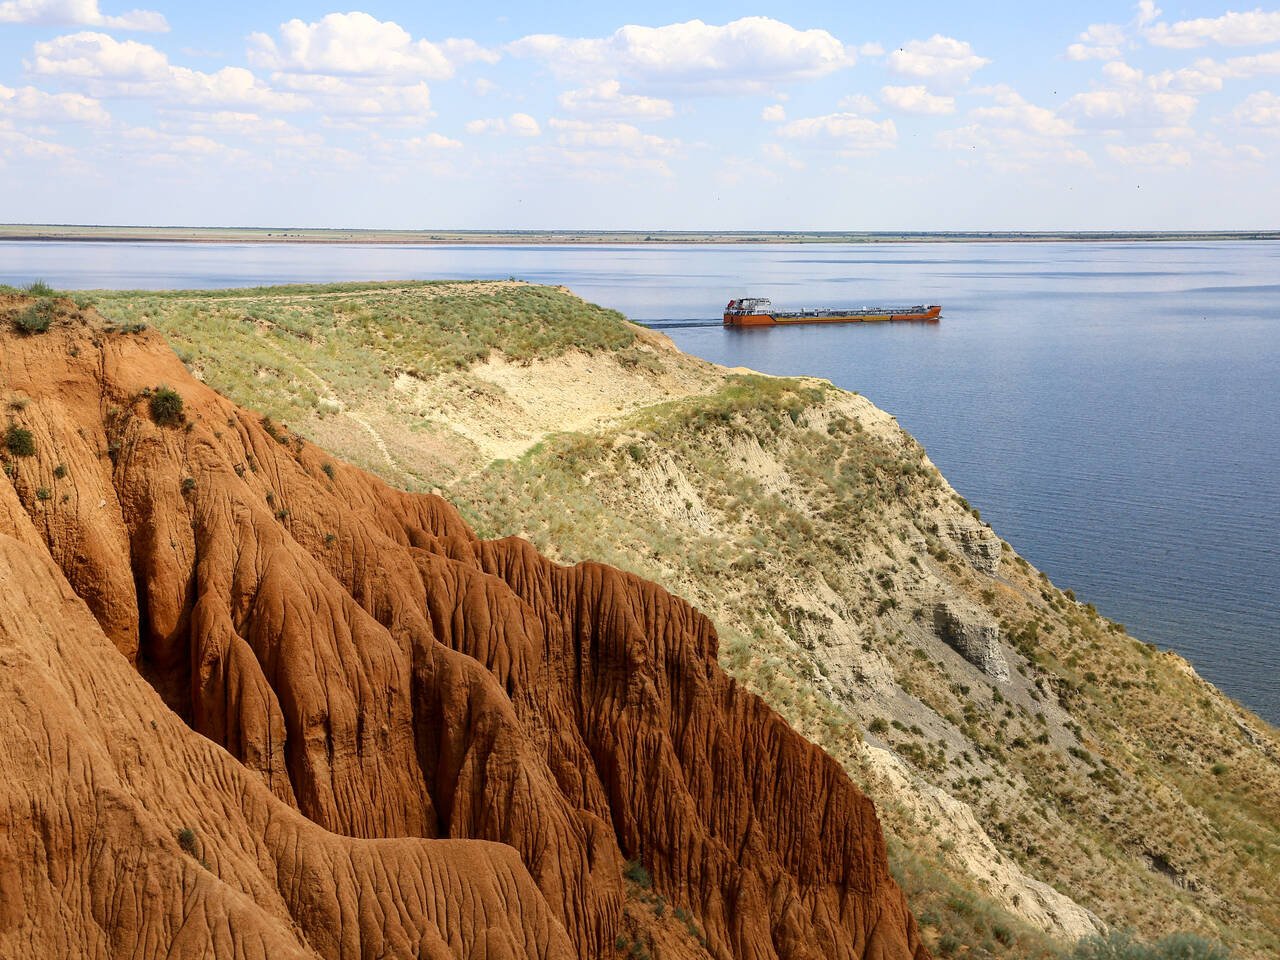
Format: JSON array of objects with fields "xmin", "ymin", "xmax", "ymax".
[
  {"xmin": 0, "ymin": 293, "xmax": 929, "ymax": 959},
  {"xmin": 75, "ymin": 280, "xmax": 1280, "ymax": 960}
]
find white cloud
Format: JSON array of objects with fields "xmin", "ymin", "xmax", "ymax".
[
  {"xmin": 778, "ymin": 112, "xmax": 898, "ymax": 152},
  {"xmin": 1192, "ymin": 49, "xmax": 1280, "ymax": 81},
  {"xmin": 0, "ymin": 118, "xmax": 73, "ymax": 160},
  {"xmin": 761, "ymin": 103, "xmax": 786, "ymax": 122},
  {"xmin": 170, "ymin": 111, "xmax": 319, "ymax": 146},
  {"xmin": 969, "ymin": 85, "xmax": 1076, "ymax": 137},
  {"xmin": 0, "ymin": 0, "xmax": 166, "ymax": 32},
  {"xmin": 881, "ymin": 84, "xmax": 955, "ymax": 115},
  {"xmin": 0, "ymin": 83, "xmax": 108, "ymax": 123},
  {"xmin": 400, "ymin": 132, "xmax": 462, "ymax": 151},
  {"xmin": 272, "ymin": 74, "xmax": 434, "ymax": 120},
  {"xmin": 548, "ymin": 117, "xmax": 676, "ymax": 155},
  {"xmin": 938, "ymin": 85, "xmax": 1088, "ymax": 169},
  {"xmin": 467, "ymin": 112, "xmax": 541, "ymax": 136},
  {"xmin": 838, "ymin": 93, "xmax": 878, "ymax": 113},
  {"xmin": 887, "ymin": 35, "xmax": 988, "ymax": 88},
  {"xmin": 1064, "ymin": 64, "xmax": 1200, "ymax": 128},
  {"xmin": 558, "ymin": 80, "xmax": 673, "ymax": 120},
  {"xmin": 761, "ymin": 142, "xmax": 803, "ymax": 167},
  {"xmin": 247, "ymin": 12, "xmax": 496, "ymax": 80},
  {"xmin": 508, "ymin": 17, "xmax": 853, "ymax": 94},
  {"xmin": 1227, "ymin": 90, "xmax": 1280, "ymax": 128},
  {"xmin": 1066, "ymin": 23, "xmax": 1125, "ymax": 61},
  {"xmin": 1146, "ymin": 9, "xmax": 1280, "ymax": 49},
  {"xmin": 113, "ymin": 124, "xmax": 253, "ymax": 166},
  {"xmin": 28, "ymin": 32, "xmax": 306, "ymax": 111},
  {"xmin": 859, "ymin": 42, "xmax": 885, "ymax": 56},
  {"xmin": 1105, "ymin": 141, "xmax": 1191, "ymax": 165}
]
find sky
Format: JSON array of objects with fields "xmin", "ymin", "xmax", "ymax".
[{"xmin": 1, "ymin": 0, "xmax": 1279, "ymax": 229}]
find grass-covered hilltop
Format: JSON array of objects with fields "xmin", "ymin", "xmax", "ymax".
[{"xmin": 29, "ymin": 280, "xmax": 1280, "ymax": 960}]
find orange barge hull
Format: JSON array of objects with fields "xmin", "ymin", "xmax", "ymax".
[{"xmin": 724, "ymin": 305, "xmax": 941, "ymax": 327}]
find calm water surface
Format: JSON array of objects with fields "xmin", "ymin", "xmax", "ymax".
[{"xmin": 4, "ymin": 240, "xmax": 1278, "ymax": 723}]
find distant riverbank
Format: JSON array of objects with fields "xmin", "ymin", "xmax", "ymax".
[{"xmin": 3, "ymin": 224, "xmax": 1280, "ymax": 245}]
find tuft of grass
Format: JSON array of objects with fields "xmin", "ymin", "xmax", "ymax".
[
  {"xmin": 15, "ymin": 299, "xmax": 55, "ymax": 334},
  {"xmin": 622, "ymin": 859, "xmax": 652, "ymax": 888},
  {"xmin": 149, "ymin": 385, "xmax": 184, "ymax": 427},
  {"xmin": 23, "ymin": 280, "xmax": 54, "ymax": 297},
  {"xmin": 177, "ymin": 827, "xmax": 197, "ymax": 855},
  {"xmin": 3, "ymin": 424, "xmax": 36, "ymax": 457}
]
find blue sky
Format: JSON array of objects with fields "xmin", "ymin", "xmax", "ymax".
[{"xmin": 1, "ymin": 1, "xmax": 1278, "ymax": 229}]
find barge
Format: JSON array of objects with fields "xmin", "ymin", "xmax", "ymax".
[{"xmin": 724, "ymin": 297, "xmax": 941, "ymax": 326}]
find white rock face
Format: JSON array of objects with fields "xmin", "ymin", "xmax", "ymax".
[{"xmin": 932, "ymin": 600, "xmax": 1011, "ymax": 681}]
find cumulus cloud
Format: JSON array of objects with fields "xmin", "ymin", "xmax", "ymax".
[
  {"xmin": 549, "ymin": 117, "xmax": 677, "ymax": 155},
  {"xmin": 1227, "ymin": 89, "xmax": 1280, "ymax": 127},
  {"xmin": 272, "ymin": 74, "xmax": 434, "ymax": 120},
  {"xmin": 1145, "ymin": 8, "xmax": 1280, "ymax": 49},
  {"xmin": 558, "ymin": 80, "xmax": 673, "ymax": 120},
  {"xmin": 880, "ymin": 84, "xmax": 955, "ymax": 115},
  {"xmin": 467, "ymin": 112, "xmax": 541, "ymax": 136},
  {"xmin": 1105, "ymin": 141, "xmax": 1191, "ymax": 164},
  {"xmin": 0, "ymin": 0, "xmax": 166, "ymax": 32},
  {"xmin": 27, "ymin": 32, "xmax": 305, "ymax": 111},
  {"xmin": 508, "ymin": 17, "xmax": 853, "ymax": 94},
  {"xmin": 1192, "ymin": 48, "xmax": 1280, "ymax": 81},
  {"xmin": 778, "ymin": 112, "xmax": 898, "ymax": 152},
  {"xmin": 838, "ymin": 93, "xmax": 878, "ymax": 112},
  {"xmin": 0, "ymin": 83, "xmax": 108, "ymax": 123},
  {"xmin": 1066, "ymin": 22, "xmax": 1125, "ymax": 61},
  {"xmin": 937, "ymin": 85, "xmax": 1088, "ymax": 169},
  {"xmin": 247, "ymin": 12, "xmax": 497, "ymax": 80},
  {"xmin": 0, "ymin": 118, "xmax": 72, "ymax": 159},
  {"xmin": 168, "ymin": 110, "xmax": 320, "ymax": 146},
  {"xmin": 1064, "ymin": 63, "xmax": 1200, "ymax": 127},
  {"xmin": 761, "ymin": 103, "xmax": 786, "ymax": 122},
  {"xmin": 887, "ymin": 35, "xmax": 988, "ymax": 88},
  {"xmin": 400, "ymin": 132, "xmax": 462, "ymax": 151}
]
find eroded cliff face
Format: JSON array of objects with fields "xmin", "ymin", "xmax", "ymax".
[{"xmin": 0, "ymin": 296, "xmax": 929, "ymax": 960}]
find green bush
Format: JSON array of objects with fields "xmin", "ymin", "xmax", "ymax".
[
  {"xmin": 622, "ymin": 859, "xmax": 651, "ymax": 888},
  {"xmin": 1073, "ymin": 930, "xmax": 1230, "ymax": 960},
  {"xmin": 149, "ymin": 385, "xmax": 184, "ymax": 427},
  {"xmin": 3, "ymin": 424, "xmax": 35, "ymax": 457},
  {"xmin": 177, "ymin": 827, "xmax": 197, "ymax": 855},
  {"xmin": 15, "ymin": 299, "xmax": 54, "ymax": 334},
  {"xmin": 24, "ymin": 280, "xmax": 54, "ymax": 297}
]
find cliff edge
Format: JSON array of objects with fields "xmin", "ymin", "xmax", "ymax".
[{"xmin": 0, "ymin": 294, "xmax": 930, "ymax": 959}]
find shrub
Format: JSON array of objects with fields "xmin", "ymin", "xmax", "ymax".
[
  {"xmin": 321, "ymin": 462, "xmax": 335, "ymax": 479},
  {"xmin": 15, "ymin": 299, "xmax": 54, "ymax": 334},
  {"xmin": 1073, "ymin": 930, "xmax": 1230, "ymax": 960},
  {"xmin": 52, "ymin": 463, "xmax": 67, "ymax": 479},
  {"xmin": 36, "ymin": 487, "xmax": 51, "ymax": 501},
  {"xmin": 3, "ymin": 424, "xmax": 35, "ymax": 457},
  {"xmin": 24, "ymin": 280, "xmax": 54, "ymax": 297},
  {"xmin": 181, "ymin": 477, "xmax": 196, "ymax": 493},
  {"xmin": 622, "ymin": 859, "xmax": 652, "ymax": 888},
  {"xmin": 177, "ymin": 828, "xmax": 198, "ymax": 855},
  {"xmin": 149, "ymin": 386, "xmax": 184, "ymax": 427},
  {"xmin": 869, "ymin": 718, "xmax": 889, "ymax": 735}
]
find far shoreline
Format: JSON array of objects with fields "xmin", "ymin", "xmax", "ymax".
[{"xmin": 3, "ymin": 224, "xmax": 1280, "ymax": 245}]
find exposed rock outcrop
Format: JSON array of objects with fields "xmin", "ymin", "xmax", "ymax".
[
  {"xmin": 943, "ymin": 516, "xmax": 1002, "ymax": 576},
  {"xmin": 932, "ymin": 600, "xmax": 1010, "ymax": 682},
  {"xmin": 0, "ymin": 297, "xmax": 930, "ymax": 959}
]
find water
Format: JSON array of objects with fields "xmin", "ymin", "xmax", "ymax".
[{"xmin": 3, "ymin": 239, "xmax": 1278, "ymax": 724}]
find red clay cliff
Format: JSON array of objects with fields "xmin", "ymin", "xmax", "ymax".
[{"xmin": 0, "ymin": 296, "xmax": 930, "ymax": 960}]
